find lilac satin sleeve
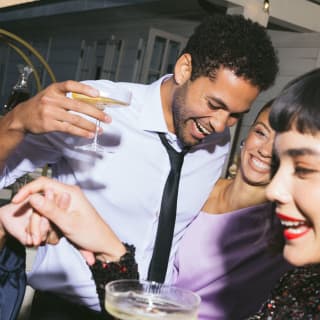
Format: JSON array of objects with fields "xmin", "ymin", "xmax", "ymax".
[{"xmin": 173, "ymin": 203, "xmax": 293, "ymax": 320}]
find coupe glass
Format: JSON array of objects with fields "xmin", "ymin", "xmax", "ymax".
[
  {"xmin": 105, "ymin": 279, "xmax": 201, "ymax": 320},
  {"xmin": 71, "ymin": 84, "xmax": 131, "ymax": 154}
]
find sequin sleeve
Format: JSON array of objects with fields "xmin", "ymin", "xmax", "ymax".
[
  {"xmin": 247, "ymin": 264, "xmax": 320, "ymax": 319},
  {"xmin": 89, "ymin": 243, "xmax": 139, "ymax": 314}
]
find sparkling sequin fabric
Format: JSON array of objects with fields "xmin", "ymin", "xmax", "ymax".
[{"xmin": 247, "ymin": 264, "xmax": 320, "ymax": 320}]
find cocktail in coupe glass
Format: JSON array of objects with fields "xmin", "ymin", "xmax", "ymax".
[
  {"xmin": 105, "ymin": 279, "xmax": 201, "ymax": 320},
  {"xmin": 71, "ymin": 84, "xmax": 132, "ymax": 154}
]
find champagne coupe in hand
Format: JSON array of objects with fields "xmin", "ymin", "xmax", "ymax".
[
  {"xmin": 105, "ymin": 279, "xmax": 201, "ymax": 320},
  {"xmin": 72, "ymin": 84, "xmax": 132, "ymax": 154}
]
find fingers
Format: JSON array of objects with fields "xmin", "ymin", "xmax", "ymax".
[
  {"xmin": 39, "ymin": 217, "xmax": 51, "ymax": 242},
  {"xmin": 42, "ymin": 93, "xmax": 110, "ymax": 124},
  {"xmin": 23, "ymin": 181, "xmax": 70, "ymax": 246},
  {"xmin": 56, "ymin": 192, "xmax": 71, "ymax": 210},
  {"xmin": 1, "ymin": 194, "xmax": 63, "ymax": 247},
  {"xmin": 28, "ymin": 210, "xmax": 61, "ymax": 246},
  {"xmin": 13, "ymin": 178, "xmax": 87, "ymax": 219},
  {"xmin": 29, "ymin": 94, "xmax": 108, "ymax": 138},
  {"xmin": 16, "ymin": 80, "xmax": 112, "ymax": 138},
  {"xmin": 28, "ymin": 193, "xmax": 61, "ymax": 224},
  {"xmin": 25, "ymin": 208, "xmax": 34, "ymax": 246},
  {"xmin": 27, "ymin": 193, "xmax": 65, "ymax": 245},
  {"xmin": 11, "ymin": 185, "xmax": 34, "ymax": 204},
  {"xmin": 46, "ymin": 81, "xmax": 111, "ymax": 124},
  {"xmin": 41, "ymin": 112, "xmax": 99, "ymax": 139},
  {"xmin": 28, "ymin": 212, "xmax": 43, "ymax": 245},
  {"xmin": 79, "ymin": 249, "xmax": 96, "ymax": 266},
  {"xmin": 0, "ymin": 201, "xmax": 34, "ymax": 246},
  {"xmin": 27, "ymin": 189, "xmax": 75, "ymax": 231},
  {"xmin": 12, "ymin": 177, "xmax": 67, "ymax": 203},
  {"xmin": 45, "ymin": 227, "xmax": 61, "ymax": 245},
  {"xmin": 12, "ymin": 179, "xmax": 45, "ymax": 203},
  {"xmin": 54, "ymin": 80, "xmax": 99, "ymax": 98},
  {"xmin": 63, "ymin": 97, "xmax": 110, "ymax": 123}
]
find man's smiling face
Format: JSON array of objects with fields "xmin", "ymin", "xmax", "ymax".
[{"xmin": 171, "ymin": 68, "xmax": 260, "ymax": 147}]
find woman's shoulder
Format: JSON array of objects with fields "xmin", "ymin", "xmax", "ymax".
[{"xmin": 202, "ymin": 178, "xmax": 231, "ymax": 213}]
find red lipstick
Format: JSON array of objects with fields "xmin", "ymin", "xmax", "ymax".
[{"xmin": 276, "ymin": 212, "xmax": 310, "ymax": 240}]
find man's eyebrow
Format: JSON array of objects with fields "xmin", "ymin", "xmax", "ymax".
[
  {"xmin": 207, "ymin": 96, "xmax": 250, "ymax": 114},
  {"xmin": 207, "ymin": 96, "xmax": 228, "ymax": 110}
]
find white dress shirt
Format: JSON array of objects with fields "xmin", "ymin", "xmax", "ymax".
[{"xmin": 0, "ymin": 75, "xmax": 230, "ymax": 310}]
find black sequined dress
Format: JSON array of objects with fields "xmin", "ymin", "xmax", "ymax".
[{"xmin": 247, "ymin": 264, "xmax": 320, "ymax": 319}]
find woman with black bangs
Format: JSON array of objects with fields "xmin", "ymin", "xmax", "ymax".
[{"xmin": 248, "ymin": 68, "xmax": 320, "ymax": 319}]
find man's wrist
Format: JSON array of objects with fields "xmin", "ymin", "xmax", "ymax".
[{"xmin": 3, "ymin": 104, "xmax": 27, "ymax": 133}]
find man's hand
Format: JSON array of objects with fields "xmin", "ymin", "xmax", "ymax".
[{"xmin": 10, "ymin": 80, "xmax": 111, "ymax": 138}]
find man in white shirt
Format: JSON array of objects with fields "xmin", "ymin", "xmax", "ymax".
[{"xmin": 0, "ymin": 14, "xmax": 278, "ymax": 319}]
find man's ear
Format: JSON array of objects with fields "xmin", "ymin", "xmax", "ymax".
[{"xmin": 173, "ymin": 53, "xmax": 192, "ymax": 85}]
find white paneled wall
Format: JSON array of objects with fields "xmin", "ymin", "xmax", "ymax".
[{"xmin": 0, "ymin": 17, "xmax": 197, "ymax": 106}]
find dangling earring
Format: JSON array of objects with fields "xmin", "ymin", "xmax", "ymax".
[
  {"xmin": 173, "ymin": 74, "xmax": 180, "ymax": 85},
  {"xmin": 240, "ymin": 140, "xmax": 245, "ymax": 149}
]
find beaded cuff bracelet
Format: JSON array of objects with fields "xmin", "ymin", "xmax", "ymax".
[{"xmin": 90, "ymin": 243, "xmax": 139, "ymax": 312}]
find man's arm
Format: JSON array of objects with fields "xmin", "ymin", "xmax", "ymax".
[{"xmin": 0, "ymin": 80, "xmax": 111, "ymax": 171}]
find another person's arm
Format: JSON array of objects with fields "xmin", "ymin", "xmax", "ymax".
[
  {"xmin": 13, "ymin": 177, "xmax": 139, "ymax": 310},
  {"xmin": 0, "ymin": 80, "xmax": 110, "ymax": 171},
  {"xmin": 13, "ymin": 177, "xmax": 126, "ymax": 260}
]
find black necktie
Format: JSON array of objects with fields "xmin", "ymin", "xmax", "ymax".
[{"xmin": 147, "ymin": 132, "xmax": 189, "ymax": 283}]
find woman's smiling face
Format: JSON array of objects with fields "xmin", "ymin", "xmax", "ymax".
[
  {"xmin": 240, "ymin": 107, "xmax": 274, "ymax": 186},
  {"xmin": 266, "ymin": 129, "xmax": 320, "ymax": 266}
]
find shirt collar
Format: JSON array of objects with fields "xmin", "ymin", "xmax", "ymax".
[{"xmin": 138, "ymin": 74, "xmax": 172, "ymax": 134}]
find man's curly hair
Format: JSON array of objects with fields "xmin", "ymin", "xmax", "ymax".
[{"xmin": 182, "ymin": 14, "xmax": 278, "ymax": 91}]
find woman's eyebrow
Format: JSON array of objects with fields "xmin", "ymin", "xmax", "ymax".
[{"xmin": 285, "ymin": 148, "xmax": 320, "ymax": 157}]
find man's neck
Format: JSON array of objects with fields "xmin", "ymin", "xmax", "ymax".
[{"xmin": 160, "ymin": 76, "xmax": 175, "ymax": 133}]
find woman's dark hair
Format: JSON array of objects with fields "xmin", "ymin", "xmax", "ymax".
[
  {"xmin": 269, "ymin": 68, "xmax": 320, "ymax": 134},
  {"xmin": 182, "ymin": 14, "xmax": 278, "ymax": 91},
  {"xmin": 253, "ymin": 98, "xmax": 274, "ymax": 123}
]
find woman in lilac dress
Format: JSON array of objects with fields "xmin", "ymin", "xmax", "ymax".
[{"xmin": 173, "ymin": 102, "xmax": 291, "ymax": 319}]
